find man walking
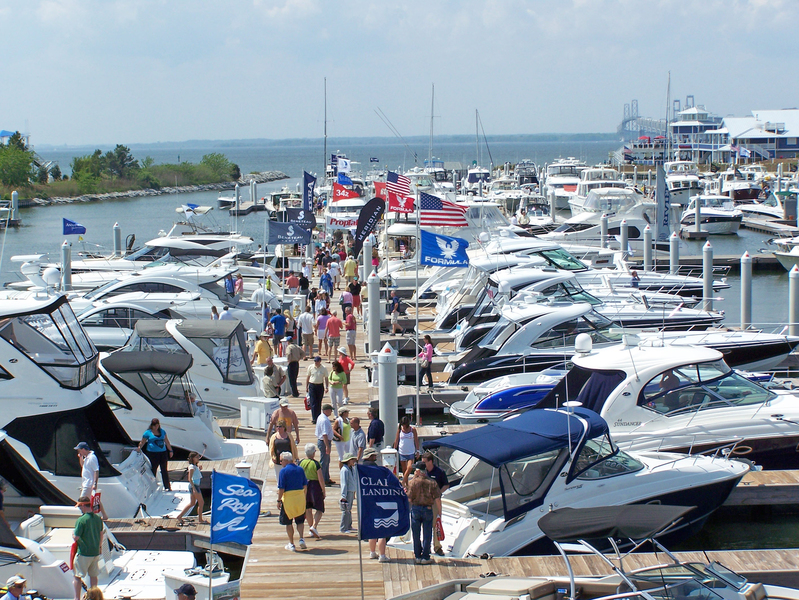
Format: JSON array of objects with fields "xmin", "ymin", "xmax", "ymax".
[
  {"xmin": 406, "ymin": 462, "xmax": 441, "ymax": 565},
  {"xmin": 297, "ymin": 305, "xmax": 315, "ymax": 356},
  {"xmin": 422, "ymin": 452, "xmax": 450, "ymax": 555},
  {"xmin": 72, "ymin": 496, "xmax": 103, "ymax": 600},
  {"xmin": 349, "ymin": 417, "xmax": 366, "ymax": 462},
  {"xmin": 267, "ymin": 399, "xmax": 301, "ymax": 444},
  {"xmin": 305, "ymin": 356, "xmax": 328, "ymax": 423},
  {"xmin": 344, "ymin": 307, "xmax": 357, "ymax": 360},
  {"xmin": 315, "ymin": 403, "xmax": 335, "ymax": 486},
  {"xmin": 277, "ymin": 451, "xmax": 308, "ymax": 552},
  {"xmin": 285, "ymin": 335, "xmax": 305, "ymax": 397},
  {"xmin": 74, "ymin": 442, "xmax": 107, "ymax": 520}
]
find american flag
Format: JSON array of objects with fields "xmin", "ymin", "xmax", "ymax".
[
  {"xmin": 419, "ymin": 192, "xmax": 468, "ymax": 227},
  {"xmin": 386, "ymin": 171, "xmax": 411, "ymax": 197}
]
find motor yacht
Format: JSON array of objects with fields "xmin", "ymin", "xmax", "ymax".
[
  {"xmin": 120, "ymin": 319, "xmax": 260, "ymax": 418},
  {"xmin": 680, "ymin": 194, "xmax": 743, "ymax": 235},
  {"xmin": 664, "ymin": 160, "xmax": 703, "ymax": 207},
  {"xmin": 543, "ymin": 336, "xmax": 799, "ymax": 469},
  {"xmin": 569, "ymin": 167, "xmax": 629, "ymax": 216},
  {"xmin": 0, "ymin": 294, "xmax": 190, "ymax": 518},
  {"xmin": 418, "ymin": 406, "xmax": 747, "ymax": 557},
  {"xmin": 706, "ymin": 168, "xmax": 761, "ymax": 202},
  {"xmin": 543, "ymin": 158, "xmax": 587, "ymax": 210},
  {"xmin": 739, "ymin": 190, "xmax": 795, "ymax": 222},
  {"xmin": 461, "ymin": 166, "xmax": 491, "ymax": 195},
  {"xmin": 100, "ymin": 350, "xmax": 267, "ymax": 459}
]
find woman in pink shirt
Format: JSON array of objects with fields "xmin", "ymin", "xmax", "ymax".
[{"xmin": 419, "ymin": 334, "xmax": 434, "ymax": 390}]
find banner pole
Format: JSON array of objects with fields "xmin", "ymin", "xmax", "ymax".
[
  {"xmin": 208, "ymin": 543, "xmax": 214, "ymax": 600},
  {"xmin": 415, "ymin": 191, "xmax": 421, "ymax": 427},
  {"xmin": 355, "ymin": 464, "xmax": 365, "ymax": 600}
]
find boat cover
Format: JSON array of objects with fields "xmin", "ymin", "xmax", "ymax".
[
  {"xmin": 539, "ymin": 505, "xmax": 694, "ymax": 543},
  {"xmin": 424, "ymin": 407, "xmax": 607, "ymax": 467},
  {"xmin": 102, "ymin": 350, "xmax": 193, "ymax": 375},
  {"xmin": 134, "ymin": 319, "xmax": 240, "ymax": 339}
]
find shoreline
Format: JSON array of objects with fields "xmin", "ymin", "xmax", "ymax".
[{"xmin": 22, "ymin": 170, "xmax": 289, "ymax": 207}]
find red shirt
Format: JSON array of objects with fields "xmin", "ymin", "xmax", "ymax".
[
  {"xmin": 286, "ymin": 275, "xmax": 299, "ymax": 289},
  {"xmin": 326, "ymin": 316, "xmax": 343, "ymax": 337},
  {"xmin": 338, "ymin": 355, "xmax": 354, "ymax": 375},
  {"xmin": 345, "ymin": 314, "xmax": 357, "ymax": 331}
]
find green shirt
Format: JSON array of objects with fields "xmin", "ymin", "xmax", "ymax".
[
  {"xmin": 299, "ymin": 458, "xmax": 320, "ymax": 482},
  {"xmin": 74, "ymin": 512, "xmax": 103, "ymax": 557}
]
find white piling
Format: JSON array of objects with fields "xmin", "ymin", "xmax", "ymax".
[
  {"xmin": 367, "ymin": 271, "xmax": 381, "ymax": 356},
  {"xmin": 669, "ymin": 232, "xmax": 680, "ymax": 275},
  {"xmin": 790, "ymin": 266, "xmax": 799, "ymax": 336},
  {"xmin": 695, "ymin": 197, "xmax": 702, "ymax": 234},
  {"xmin": 549, "ymin": 189, "xmax": 556, "ymax": 222},
  {"xmin": 703, "ymin": 241, "xmax": 713, "ymax": 312},
  {"xmin": 740, "ymin": 252, "xmax": 752, "ymax": 330},
  {"xmin": 61, "ymin": 241, "xmax": 72, "ymax": 291},
  {"xmin": 113, "ymin": 222, "xmax": 122, "ymax": 257},
  {"xmin": 620, "ymin": 219, "xmax": 629, "ymax": 260},
  {"xmin": 377, "ymin": 343, "xmax": 398, "ymax": 450},
  {"xmin": 600, "ymin": 214, "xmax": 609, "ymax": 249},
  {"xmin": 643, "ymin": 225, "xmax": 652, "ymax": 271},
  {"xmin": 362, "ymin": 238, "xmax": 372, "ymax": 284},
  {"xmin": 10, "ymin": 191, "xmax": 19, "ymax": 223}
]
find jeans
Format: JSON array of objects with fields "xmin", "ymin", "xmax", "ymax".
[
  {"xmin": 287, "ymin": 361, "xmax": 300, "ymax": 397},
  {"xmin": 421, "ymin": 363, "xmax": 433, "ymax": 388},
  {"xmin": 317, "ymin": 438, "xmax": 331, "ymax": 484},
  {"xmin": 308, "ymin": 383, "xmax": 325, "ymax": 423},
  {"xmin": 411, "ymin": 505, "xmax": 433, "ymax": 560}
]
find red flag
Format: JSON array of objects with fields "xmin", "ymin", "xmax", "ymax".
[
  {"xmin": 388, "ymin": 191, "xmax": 414, "ymax": 213},
  {"xmin": 332, "ymin": 183, "xmax": 360, "ymax": 201},
  {"xmin": 373, "ymin": 180, "xmax": 387, "ymax": 199}
]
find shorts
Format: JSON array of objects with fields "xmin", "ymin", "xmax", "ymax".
[
  {"xmin": 279, "ymin": 503, "xmax": 306, "ymax": 526},
  {"xmin": 273, "ymin": 334, "xmax": 284, "ymax": 346},
  {"xmin": 74, "ymin": 554, "xmax": 101, "ymax": 578},
  {"xmin": 352, "ymin": 296, "xmax": 361, "ymax": 308},
  {"xmin": 328, "ymin": 336, "xmax": 340, "ymax": 348},
  {"xmin": 346, "ymin": 330, "xmax": 356, "ymax": 345},
  {"xmin": 303, "ymin": 333, "xmax": 315, "ymax": 347},
  {"xmin": 391, "ymin": 312, "xmax": 399, "ymax": 324},
  {"xmin": 192, "ymin": 483, "xmax": 201, "ymax": 494},
  {"xmin": 399, "ymin": 453, "xmax": 416, "ymax": 462},
  {"xmin": 306, "ymin": 480, "xmax": 325, "ymax": 512},
  {"xmin": 318, "ymin": 329, "xmax": 327, "ymax": 340}
]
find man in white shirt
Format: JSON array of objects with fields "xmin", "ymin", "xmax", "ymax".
[
  {"xmin": 218, "ymin": 306, "xmax": 235, "ymax": 321},
  {"xmin": 328, "ymin": 261, "xmax": 341, "ymax": 290},
  {"xmin": 297, "ymin": 306, "xmax": 316, "ymax": 356},
  {"xmin": 315, "ymin": 404, "xmax": 335, "ymax": 486},
  {"xmin": 75, "ymin": 442, "xmax": 107, "ymax": 519}
]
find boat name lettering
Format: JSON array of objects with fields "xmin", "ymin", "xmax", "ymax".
[
  {"xmin": 564, "ymin": 484, "xmax": 583, "ymax": 491},
  {"xmin": 217, "ymin": 497, "xmax": 258, "ymax": 515},
  {"xmin": 425, "ymin": 256, "xmax": 469, "ymax": 267},
  {"xmin": 217, "ymin": 484, "xmax": 258, "ymax": 497},
  {"xmin": 614, "ymin": 421, "xmax": 641, "ymax": 427}
]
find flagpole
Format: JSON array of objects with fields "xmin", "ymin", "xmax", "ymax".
[
  {"xmin": 355, "ymin": 464, "xmax": 365, "ymax": 600},
  {"xmin": 415, "ymin": 190, "xmax": 421, "ymax": 427}
]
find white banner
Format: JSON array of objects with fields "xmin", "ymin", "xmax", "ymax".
[{"xmin": 326, "ymin": 215, "xmax": 358, "ymax": 231}]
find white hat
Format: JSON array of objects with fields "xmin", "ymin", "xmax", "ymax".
[
  {"xmin": 6, "ymin": 575, "xmax": 26, "ymax": 587},
  {"xmin": 338, "ymin": 346, "xmax": 348, "ymax": 355}
]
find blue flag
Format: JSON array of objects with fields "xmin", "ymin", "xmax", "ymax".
[
  {"xmin": 338, "ymin": 173, "xmax": 353, "ymax": 186},
  {"xmin": 357, "ymin": 464, "xmax": 410, "ymax": 541},
  {"xmin": 286, "ymin": 207, "xmax": 316, "ymax": 230},
  {"xmin": 268, "ymin": 221, "xmax": 311, "ymax": 245},
  {"xmin": 302, "ymin": 171, "xmax": 316, "ymax": 212},
  {"xmin": 62, "ymin": 218, "xmax": 86, "ymax": 235},
  {"xmin": 419, "ymin": 229, "xmax": 470, "ymax": 268},
  {"xmin": 210, "ymin": 471, "xmax": 261, "ymax": 546}
]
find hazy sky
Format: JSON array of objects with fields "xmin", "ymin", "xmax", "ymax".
[{"xmin": 2, "ymin": 0, "xmax": 797, "ymax": 146}]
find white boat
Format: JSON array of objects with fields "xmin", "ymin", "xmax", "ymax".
[
  {"xmin": 120, "ymin": 319, "xmax": 261, "ymax": 418},
  {"xmin": 568, "ymin": 167, "xmax": 628, "ymax": 215},
  {"xmin": 706, "ymin": 168, "xmax": 761, "ymax": 201},
  {"xmin": 100, "ymin": 350, "xmax": 267, "ymax": 459},
  {"xmin": 680, "ymin": 194, "xmax": 743, "ymax": 234},
  {"xmin": 544, "ymin": 157, "xmax": 587, "ymax": 210},
  {"xmin": 664, "ymin": 160, "xmax": 703, "ymax": 207},
  {"xmin": 416, "ymin": 406, "xmax": 747, "ymax": 557},
  {"xmin": 461, "ymin": 166, "xmax": 491, "ymax": 195},
  {"xmin": 739, "ymin": 190, "xmax": 795, "ymax": 222},
  {"xmin": 0, "ymin": 295, "xmax": 190, "ymax": 518}
]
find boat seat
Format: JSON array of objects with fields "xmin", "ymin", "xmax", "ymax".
[
  {"xmin": 466, "ymin": 578, "xmax": 555, "ymax": 599},
  {"xmin": 445, "ymin": 594, "xmax": 519, "ymax": 600},
  {"xmin": 444, "ymin": 479, "xmax": 494, "ymax": 505},
  {"xmin": 743, "ymin": 583, "xmax": 766, "ymax": 600}
]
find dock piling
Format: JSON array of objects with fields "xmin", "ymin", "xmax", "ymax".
[
  {"xmin": 703, "ymin": 241, "xmax": 713, "ymax": 312},
  {"xmin": 620, "ymin": 219, "xmax": 628, "ymax": 259},
  {"xmin": 61, "ymin": 240, "xmax": 72, "ymax": 291},
  {"xmin": 790, "ymin": 266, "xmax": 799, "ymax": 336},
  {"xmin": 113, "ymin": 222, "xmax": 122, "ymax": 257},
  {"xmin": 741, "ymin": 252, "xmax": 752, "ymax": 330},
  {"xmin": 643, "ymin": 225, "xmax": 652, "ymax": 271},
  {"xmin": 670, "ymin": 232, "xmax": 679, "ymax": 275},
  {"xmin": 378, "ymin": 343, "xmax": 398, "ymax": 441},
  {"xmin": 600, "ymin": 214, "xmax": 608, "ymax": 249},
  {"xmin": 367, "ymin": 271, "xmax": 380, "ymax": 357}
]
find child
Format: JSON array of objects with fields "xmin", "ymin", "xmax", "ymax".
[
  {"xmin": 339, "ymin": 453, "xmax": 357, "ymax": 533},
  {"xmin": 176, "ymin": 452, "xmax": 205, "ymax": 525}
]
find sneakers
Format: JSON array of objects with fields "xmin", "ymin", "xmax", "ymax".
[
  {"xmin": 420, "ymin": 558, "xmax": 434, "ymax": 565},
  {"xmin": 343, "ymin": 397, "xmax": 349, "ymax": 405},
  {"xmin": 414, "ymin": 558, "xmax": 422, "ymax": 565},
  {"xmin": 378, "ymin": 554, "xmax": 389, "ymax": 563},
  {"xmin": 285, "ymin": 543, "xmax": 296, "ymax": 552},
  {"xmin": 309, "ymin": 526, "xmax": 321, "ymax": 539},
  {"xmin": 369, "ymin": 551, "xmax": 379, "ymax": 559},
  {"xmin": 298, "ymin": 538, "xmax": 307, "ymax": 549},
  {"xmin": 341, "ymin": 529, "xmax": 357, "ymax": 534}
]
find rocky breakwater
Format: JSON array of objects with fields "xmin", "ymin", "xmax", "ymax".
[{"xmin": 28, "ymin": 170, "xmax": 289, "ymax": 206}]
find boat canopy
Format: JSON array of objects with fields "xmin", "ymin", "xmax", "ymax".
[
  {"xmin": 424, "ymin": 407, "xmax": 607, "ymax": 468},
  {"xmin": 133, "ymin": 319, "xmax": 240, "ymax": 339},
  {"xmin": 539, "ymin": 505, "xmax": 694, "ymax": 543},
  {"xmin": 102, "ymin": 351, "xmax": 192, "ymax": 375}
]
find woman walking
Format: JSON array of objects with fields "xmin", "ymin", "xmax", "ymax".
[
  {"xmin": 393, "ymin": 416, "xmax": 419, "ymax": 483},
  {"xmin": 300, "ymin": 443, "xmax": 326, "ymax": 540},
  {"xmin": 328, "ymin": 360, "xmax": 346, "ymax": 412},
  {"xmin": 315, "ymin": 308, "xmax": 330, "ymax": 358},
  {"xmin": 269, "ymin": 419, "xmax": 298, "ymax": 486},
  {"xmin": 332, "ymin": 407, "xmax": 351, "ymax": 463},
  {"xmin": 176, "ymin": 452, "xmax": 205, "ymax": 525},
  {"xmin": 137, "ymin": 418, "xmax": 173, "ymax": 490},
  {"xmin": 419, "ymin": 334, "xmax": 434, "ymax": 390}
]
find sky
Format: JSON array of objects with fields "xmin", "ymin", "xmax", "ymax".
[{"xmin": 1, "ymin": 0, "xmax": 798, "ymax": 146}]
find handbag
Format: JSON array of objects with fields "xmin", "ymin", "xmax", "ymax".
[
  {"xmin": 421, "ymin": 359, "xmax": 429, "ymax": 369},
  {"xmin": 435, "ymin": 516, "xmax": 445, "ymax": 541},
  {"xmin": 304, "ymin": 393, "xmax": 311, "ymax": 411}
]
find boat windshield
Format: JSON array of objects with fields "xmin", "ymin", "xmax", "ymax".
[
  {"xmin": 467, "ymin": 171, "xmax": 490, "ymax": 183},
  {"xmin": 638, "ymin": 360, "xmax": 775, "ymax": 415},
  {"xmin": 642, "ymin": 579, "xmax": 725, "ymax": 600},
  {"xmin": 0, "ymin": 300, "xmax": 98, "ymax": 389},
  {"xmin": 583, "ymin": 191, "xmax": 637, "ymax": 213},
  {"xmin": 466, "ymin": 205, "xmax": 509, "ymax": 228},
  {"xmin": 570, "ymin": 434, "xmax": 643, "ymax": 482},
  {"xmin": 123, "ymin": 245, "xmax": 170, "ymax": 262},
  {"xmin": 535, "ymin": 249, "xmax": 588, "ymax": 271},
  {"xmin": 182, "ymin": 330, "xmax": 253, "ymax": 385},
  {"xmin": 537, "ymin": 281, "xmax": 602, "ymax": 306},
  {"xmin": 110, "ymin": 371, "xmax": 193, "ymax": 417}
]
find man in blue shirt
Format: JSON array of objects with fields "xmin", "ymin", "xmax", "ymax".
[
  {"xmin": 224, "ymin": 274, "xmax": 235, "ymax": 296},
  {"xmin": 277, "ymin": 452, "xmax": 308, "ymax": 552},
  {"xmin": 270, "ymin": 309, "xmax": 287, "ymax": 356},
  {"xmin": 367, "ymin": 407, "xmax": 385, "ymax": 454}
]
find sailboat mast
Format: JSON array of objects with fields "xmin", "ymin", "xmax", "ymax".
[
  {"xmin": 475, "ymin": 109, "xmax": 479, "ymax": 166},
  {"xmin": 324, "ymin": 77, "xmax": 328, "ymax": 178},
  {"xmin": 428, "ymin": 84, "xmax": 434, "ymax": 164},
  {"xmin": 665, "ymin": 71, "xmax": 671, "ymax": 161}
]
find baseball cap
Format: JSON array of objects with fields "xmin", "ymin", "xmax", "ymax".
[
  {"xmin": 279, "ymin": 399, "xmax": 289, "ymax": 407},
  {"xmin": 314, "ymin": 356, "xmax": 322, "ymax": 362},
  {"xmin": 175, "ymin": 583, "xmax": 197, "ymax": 597},
  {"xmin": 414, "ymin": 461, "xmax": 426, "ymax": 472},
  {"xmin": 6, "ymin": 576, "xmax": 26, "ymax": 588},
  {"xmin": 362, "ymin": 447, "xmax": 377, "ymax": 460},
  {"xmin": 74, "ymin": 442, "xmax": 90, "ymax": 450}
]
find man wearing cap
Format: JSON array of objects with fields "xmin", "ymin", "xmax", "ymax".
[
  {"xmin": 72, "ymin": 495, "xmax": 103, "ymax": 599},
  {"xmin": 285, "ymin": 335, "xmax": 305, "ymax": 397},
  {"xmin": 339, "ymin": 452, "xmax": 357, "ymax": 533},
  {"xmin": 267, "ymin": 398, "xmax": 300, "ymax": 444},
  {"xmin": 3, "ymin": 576, "xmax": 26, "ymax": 600},
  {"xmin": 337, "ymin": 346, "xmax": 354, "ymax": 404},
  {"xmin": 406, "ymin": 462, "xmax": 441, "ymax": 565},
  {"xmin": 251, "ymin": 330, "xmax": 273, "ymax": 366},
  {"xmin": 305, "ymin": 356, "xmax": 328, "ymax": 423},
  {"xmin": 175, "ymin": 583, "xmax": 197, "ymax": 600},
  {"xmin": 422, "ymin": 451, "xmax": 450, "ymax": 556},
  {"xmin": 261, "ymin": 356, "xmax": 286, "ymax": 399},
  {"xmin": 75, "ymin": 443, "xmax": 107, "ymax": 520},
  {"xmin": 349, "ymin": 417, "xmax": 366, "ymax": 463},
  {"xmin": 315, "ymin": 403, "xmax": 335, "ymax": 486}
]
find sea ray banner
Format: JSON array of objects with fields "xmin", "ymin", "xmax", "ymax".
[
  {"xmin": 302, "ymin": 171, "xmax": 316, "ymax": 212},
  {"xmin": 357, "ymin": 464, "xmax": 410, "ymax": 541},
  {"xmin": 420, "ymin": 229, "xmax": 470, "ymax": 268},
  {"xmin": 63, "ymin": 218, "xmax": 87, "ymax": 235},
  {"xmin": 267, "ymin": 221, "xmax": 311, "ymax": 245},
  {"xmin": 210, "ymin": 470, "xmax": 261, "ymax": 546},
  {"xmin": 352, "ymin": 197, "xmax": 385, "ymax": 258},
  {"xmin": 286, "ymin": 207, "xmax": 316, "ymax": 230},
  {"xmin": 655, "ymin": 165, "xmax": 671, "ymax": 242}
]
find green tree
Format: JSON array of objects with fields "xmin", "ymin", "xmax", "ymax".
[
  {"xmin": 37, "ymin": 165, "xmax": 49, "ymax": 184},
  {"xmin": 7, "ymin": 131, "xmax": 28, "ymax": 152},
  {"xmin": 229, "ymin": 163, "xmax": 241, "ymax": 180},
  {"xmin": 50, "ymin": 164, "xmax": 62, "ymax": 180},
  {"xmin": 71, "ymin": 150, "xmax": 105, "ymax": 178},
  {"xmin": 0, "ymin": 144, "xmax": 35, "ymax": 187},
  {"xmin": 200, "ymin": 153, "xmax": 232, "ymax": 178},
  {"xmin": 105, "ymin": 144, "xmax": 139, "ymax": 178}
]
